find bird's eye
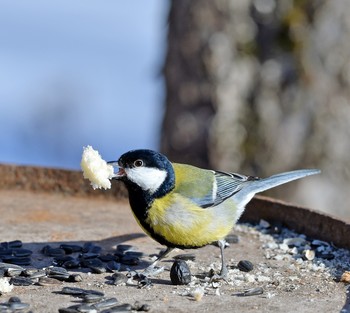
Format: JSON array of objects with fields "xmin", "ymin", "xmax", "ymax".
[{"xmin": 133, "ymin": 159, "xmax": 144, "ymax": 167}]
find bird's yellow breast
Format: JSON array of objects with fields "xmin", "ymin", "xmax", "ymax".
[{"xmin": 144, "ymin": 164, "xmax": 238, "ymax": 248}]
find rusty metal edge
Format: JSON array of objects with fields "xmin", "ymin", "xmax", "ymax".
[
  {"xmin": 1, "ymin": 164, "xmax": 350, "ymax": 249},
  {"xmin": 0, "ymin": 163, "xmax": 128, "ymax": 199}
]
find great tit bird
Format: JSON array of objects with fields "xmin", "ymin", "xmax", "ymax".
[{"xmin": 109, "ymin": 149, "xmax": 320, "ymax": 277}]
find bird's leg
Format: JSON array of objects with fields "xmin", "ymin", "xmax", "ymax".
[
  {"xmin": 142, "ymin": 247, "xmax": 174, "ymax": 277},
  {"xmin": 218, "ymin": 239, "xmax": 228, "ymax": 278},
  {"xmin": 210, "ymin": 239, "xmax": 228, "ymax": 282}
]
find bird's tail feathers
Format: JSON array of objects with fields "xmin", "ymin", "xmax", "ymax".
[{"xmin": 233, "ymin": 169, "xmax": 320, "ymax": 207}]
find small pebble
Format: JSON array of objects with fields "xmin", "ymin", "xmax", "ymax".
[
  {"xmin": 303, "ymin": 249, "xmax": 315, "ymax": 261},
  {"xmin": 283, "ymin": 237, "xmax": 306, "ymax": 247}
]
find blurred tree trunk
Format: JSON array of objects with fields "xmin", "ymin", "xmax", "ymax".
[{"xmin": 161, "ymin": 0, "xmax": 350, "ymax": 219}]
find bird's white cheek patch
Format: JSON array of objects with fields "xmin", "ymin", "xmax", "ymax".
[{"xmin": 125, "ymin": 167, "xmax": 167, "ymax": 193}]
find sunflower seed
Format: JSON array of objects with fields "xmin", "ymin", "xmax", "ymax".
[
  {"xmin": 54, "ymin": 256, "xmax": 75, "ymax": 266},
  {"xmin": 60, "ymin": 287, "xmax": 104, "ymax": 297},
  {"xmin": 46, "ymin": 266, "xmax": 69, "ymax": 276},
  {"xmin": 98, "ymin": 254, "xmax": 117, "ymax": 262},
  {"xmin": 82, "ymin": 293, "xmax": 104, "ymax": 303},
  {"xmin": 225, "ymin": 234, "xmax": 239, "ymax": 244},
  {"xmin": 37, "ymin": 277, "xmax": 62, "ymax": 286},
  {"xmin": 8, "ymin": 296, "xmax": 21, "ymax": 303},
  {"xmin": 111, "ymin": 273, "xmax": 128, "ymax": 285},
  {"xmin": 42, "ymin": 246, "xmax": 66, "ymax": 257},
  {"xmin": 100, "ymin": 303, "xmax": 132, "ymax": 312},
  {"xmin": 9, "ymin": 302, "xmax": 30, "ymax": 310},
  {"xmin": 8, "ymin": 240, "xmax": 23, "ymax": 249},
  {"xmin": 120, "ymin": 255, "xmax": 139, "ymax": 266},
  {"xmin": 12, "ymin": 248, "xmax": 33, "ymax": 257},
  {"xmin": 132, "ymin": 301, "xmax": 151, "ymax": 312},
  {"xmin": 106, "ymin": 260, "xmax": 121, "ymax": 272},
  {"xmin": 5, "ymin": 268, "xmax": 23, "ymax": 277},
  {"xmin": 81, "ymin": 259, "xmax": 106, "ymax": 274},
  {"xmin": 2, "ymin": 256, "xmax": 31, "ymax": 266},
  {"xmin": 60, "ymin": 244, "xmax": 83, "ymax": 254},
  {"xmin": 58, "ymin": 307, "xmax": 80, "ymax": 313},
  {"xmin": 173, "ymin": 254, "xmax": 196, "ymax": 261},
  {"xmin": 170, "ymin": 260, "xmax": 191, "ymax": 285},
  {"xmin": 75, "ymin": 304, "xmax": 97, "ymax": 313},
  {"xmin": 236, "ymin": 287, "xmax": 264, "ymax": 297},
  {"xmin": 63, "ymin": 259, "xmax": 81, "ymax": 269},
  {"xmin": 93, "ymin": 298, "xmax": 119, "ymax": 310},
  {"xmin": 9, "ymin": 276, "xmax": 34, "ymax": 286},
  {"xmin": 0, "ymin": 263, "xmax": 24, "ymax": 270},
  {"xmin": 68, "ymin": 274, "xmax": 83, "ymax": 282},
  {"xmin": 237, "ymin": 260, "xmax": 254, "ymax": 272}
]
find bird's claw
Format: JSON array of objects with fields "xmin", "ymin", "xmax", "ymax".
[
  {"xmin": 209, "ymin": 266, "xmax": 229, "ymax": 283},
  {"xmin": 141, "ymin": 265, "xmax": 164, "ymax": 277}
]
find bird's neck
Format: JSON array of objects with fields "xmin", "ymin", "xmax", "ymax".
[{"xmin": 123, "ymin": 167, "xmax": 175, "ymax": 214}]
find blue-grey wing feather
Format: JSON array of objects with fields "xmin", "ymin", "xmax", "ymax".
[{"xmin": 213, "ymin": 171, "xmax": 259, "ymax": 206}]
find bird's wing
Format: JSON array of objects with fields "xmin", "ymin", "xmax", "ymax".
[
  {"xmin": 212, "ymin": 171, "xmax": 259, "ymax": 206},
  {"xmin": 172, "ymin": 163, "xmax": 259, "ymax": 209}
]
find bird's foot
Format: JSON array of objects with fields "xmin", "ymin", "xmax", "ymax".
[
  {"xmin": 209, "ymin": 266, "xmax": 228, "ymax": 283},
  {"xmin": 141, "ymin": 265, "xmax": 165, "ymax": 277}
]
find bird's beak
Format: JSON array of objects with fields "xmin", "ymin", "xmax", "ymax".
[{"xmin": 107, "ymin": 161, "xmax": 126, "ymax": 179}]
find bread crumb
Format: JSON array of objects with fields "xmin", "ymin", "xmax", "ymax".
[
  {"xmin": 191, "ymin": 287, "xmax": 204, "ymax": 301},
  {"xmin": 0, "ymin": 278, "xmax": 14, "ymax": 293},
  {"xmin": 81, "ymin": 145, "xmax": 114, "ymax": 190}
]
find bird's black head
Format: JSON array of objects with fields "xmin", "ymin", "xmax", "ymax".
[{"xmin": 112, "ymin": 149, "xmax": 175, "ymax": 198}]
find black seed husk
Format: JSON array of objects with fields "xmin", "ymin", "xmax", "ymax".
[
  {"xmin": 170, "ymin": 260, "xmax": 191, "ymax": 285},
  {"xmin": 225, "ymin": 234, "xmax": 239, "ymax": 244},
  {"xmin": 93, "ymin": 298, "xmax": 119, "ymax": 309},
  {"xmin": 236, "ymin": 287, "xmax": 264, "ymax": 297},
  {"xmin": 111, "ymin": 273, "xmax": 127, "ymax": 285},
  {"xmin": 106, "ymin": 260, "xmax": 121, "ymax": 272},
  {"xmin": 9, "ymin": 276, "xmax": 34, "ymax": 286},
  {"xmin": 237, "ymin": 260, "xmax": 254, "ymax": 272},
  {"xmin": 8, "ymin": 296, "xmax": 21, "ymax": 303},
  {"xmin": 173, "ymin": 253, "xmax": 196, "ymax": 261}
]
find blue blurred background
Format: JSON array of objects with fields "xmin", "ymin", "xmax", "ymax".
[{"xmin": 0, "ymin": 0, "xmax": 169, "ymax": 169}]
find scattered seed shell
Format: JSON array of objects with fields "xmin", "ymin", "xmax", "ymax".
[
  {"xmin": 237, "ymin": 260, "xmax": 254, "ymax": 272},
  {"xmin": 170, "ymin": 260, "xmax": 191, "ymax": 285},
  {"xmin": 340, "ymin": 271, "xmax": 350, "ymax": 283}
]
